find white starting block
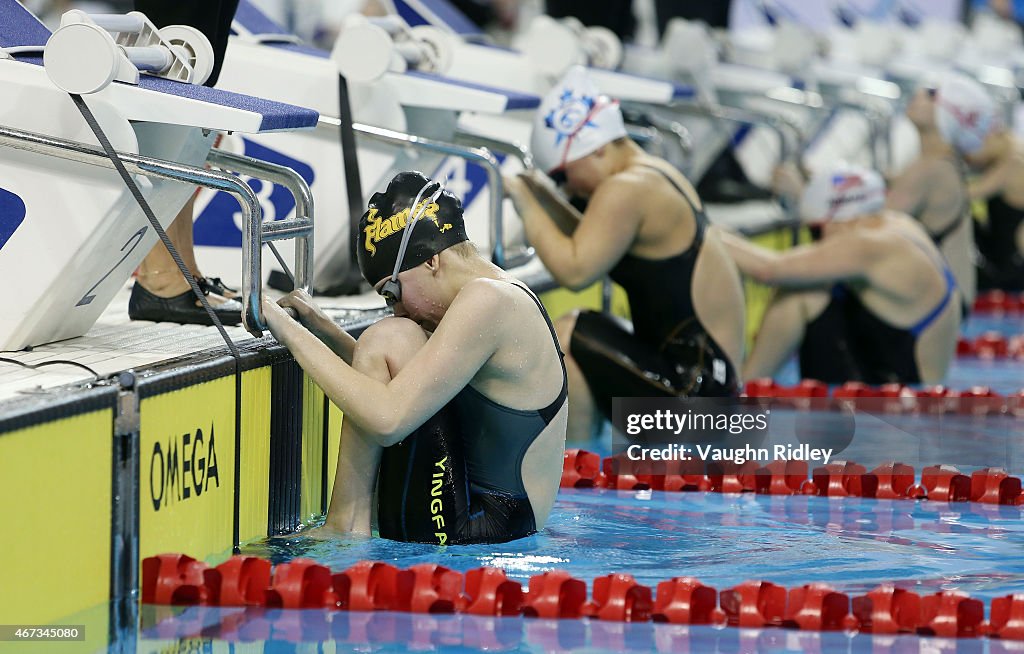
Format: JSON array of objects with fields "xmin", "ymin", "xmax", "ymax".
[
  {"xmin": 0, "ymin": 0, "xmax": 319, "ymax": 349},
  {"xmin": 393, "ymin": 0, "xmax": 807, "ymax": 235},
  {"xmin": 194, "ymin": 1, "xmax": 540, "ymax": 294},
  {"xmin": 44, "ymin": 10, "xmax": 214, "ymax": 94},
  {"xmin": 331, "ymin": 14, "xmax": 453, "ymax": 83}
]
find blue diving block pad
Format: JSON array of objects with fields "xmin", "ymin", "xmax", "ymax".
[
  {"xmin": 0, "ymin": 0, "xmax": 319, "ymax": 132},
  {"xmin": 393, "ymin": 0, "xmax": 483, "ymax": 37}
]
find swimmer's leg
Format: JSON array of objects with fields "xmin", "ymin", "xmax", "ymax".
[
  {"xmin": 137, "ymin": 196, "xmax": 205, "ymax": 296},
  {"xmin": 745, "ymin": 289, "xmax": 830, "ymax": 380},
  {"xmin": 324, "ymin": 317, "xmax": 427, "ymax": 534},
  {"xmin": 555, "ymin": 310, "xmax": 602, "ymax": 443}
]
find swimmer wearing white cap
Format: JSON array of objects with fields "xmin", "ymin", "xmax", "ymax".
[
  {"xmin": 964, "ymin": 124, "xmax": 1024, "ymax": 292},
  {"xmin": 506, "ymin": 66, "xmax": 746, "ymax": 442},
  {"xmin": 721, "ymin": 164, "xmax": 960, "ymax": 384},
  {"xmin": 888, "ymin": 72, "xmax": 996, "ymax": 311}
]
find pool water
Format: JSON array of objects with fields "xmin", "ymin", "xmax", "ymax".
[
  {"xmin": 242, "ymin": 490, "xmax": 1024, "ymax": 601},
  {"xmin": 137, "ymin": 486, "xmax": 1024, "ymax": 653},
  {"xmin": 134, "ymin": 314, "xmax": 1024, "ymax": 654}
]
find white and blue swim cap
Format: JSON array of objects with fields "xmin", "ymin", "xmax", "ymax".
[
  {"xmin": 799, "ymin": 164, "xmax": 886, "ymax": 223},
  {"xmin": 933, "ymin": 73, "xmax": 995, "ymax": 155},
  {"xmin": 531, "ymin": 66, "xmax": 628, "ymax": 174}
]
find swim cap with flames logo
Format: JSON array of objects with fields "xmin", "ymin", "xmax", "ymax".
[
  {"xmin": 357, "ymin": 171, "xmax": 469, "ymax": 286},
  {"xmin": 799, "ymin": 164, "xmax": 886, "ymax": 224},
  {"xmin": 531, "ymin": 66, "xmax": 628, "ymax": 174}
]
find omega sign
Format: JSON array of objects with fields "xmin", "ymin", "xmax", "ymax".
[{"xmin": 150, "ymin": 424, "xmax": 221, "ymax": 511}]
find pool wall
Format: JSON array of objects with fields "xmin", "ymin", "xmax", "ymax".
[{"xmin": 0, "ymin": 338, "xmax": 348, "ymax": 650}]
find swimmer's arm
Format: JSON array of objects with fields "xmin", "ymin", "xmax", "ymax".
[
  {"xmin": 968, "ymin": 156, "xmax": 1013, "ymax": 201},
  {"xmin": 277, "ymin": 290, "xmax": 356, "ymax": 364},
  {"xmin": 886, "ymin": 164, "xmax": 931, "ymax": 217},
  {"xmin": 264, "ymin": 285, "xmax": 501, "ymax": 446},
  {"xmin": 508, "ymin": 172, "xmax": 582, "ymax": 236},
  {"xmin": 518, "ymin": 176, "xmax": 640, "ymax": 291},
  {"xmin": 720, "ymin": 231, "xmax": 870, "ymax": 285},
  {"xmin": 304, "ymin": 316, "xmax": 358, "ymax": 365}
]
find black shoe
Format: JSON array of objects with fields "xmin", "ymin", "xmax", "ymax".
[{"xmin": 128, "ymin": 281, "xmax": 243, "ymax": 326}]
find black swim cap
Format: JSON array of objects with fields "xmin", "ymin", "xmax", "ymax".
[{"xmin": 357, "ymin": 171, "xmax": 469, "ymax": 286}]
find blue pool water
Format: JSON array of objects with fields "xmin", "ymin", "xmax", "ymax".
[
  {"xmin": 240, "ymin": 490, "xmax": 1024, "ymax": 601},
  {"xmin": 134, "ymin": 316, "xmax": 1024, "ymax": 654}
]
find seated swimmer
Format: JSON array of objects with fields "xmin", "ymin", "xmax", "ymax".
[
  {"xmin": 720, "ymin": 164, "xmax": 961, "ymax": 385},
  {"xmin": 965, "ymin": 127, "xmax": 1024, "ymax": 291},
  {"xmin": 263, "ymin": 172, "xmax": 568, "ymax": 545},
  {"xmin": 504, "ymin": 66, "xmax": 746, "ymax": 442},
  {"xmin": 887, "ymin": 73, "xmax": 996, "ymax": 311}
]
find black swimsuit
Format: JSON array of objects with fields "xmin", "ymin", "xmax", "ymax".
[
  {"xmin": 569, "ymin": 166, "xmax": 739, "ymax": 421},
  {"xmin": 976, "ymin": 194, "xmax": 1024, "ymax": 291},
  {"xmin": 376, "ymin": 283, "xmax": 567, "ymax": 545}
]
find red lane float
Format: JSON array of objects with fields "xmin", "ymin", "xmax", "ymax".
[
  {"xmin": 142, "ymin": 554, "xmax": 1024, "ymax": 641},
  {"xmin": 463, "ymin": 567, "xmax": 523, "ymax": 616},
  {"xmin": 739, "ymin": 379, "xmax": 1024, "ymax": 416},
  {"xmin": 586, "ymin": 573, "xmax": 652, "ymax": 622},
  {"xmin": 973, "ymin": 290, "xmax": 1024, "ymax": 314},
  {"xmin": 652, "ymin": 577, "xmax": 723, "ymax": 625},
  {"xmin": 141, "ymin": 553, "xmax": 217, "ymax": 606},
  {"xmin": 852, "ymin": 585, "xmax": 922, "ymax": 634},
  {"xmin": 561, "ymin": 450, "xmax": 1024, "ymax": 507},
  {"xmin": 521, "ymin": 571, "xmax": 587, "ymax": 619}
]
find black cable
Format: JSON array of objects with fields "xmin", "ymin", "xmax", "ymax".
[
  {"xmin": 0, "ymin": 357, "xmax": 100, "ymax": 381},
  {"xmin": 73, "ymin": 93, "xmax": 250, "ymax": 557},
  {"xmin": 70, "ymin": 94, "xmax": 242, "ymax": 360}
]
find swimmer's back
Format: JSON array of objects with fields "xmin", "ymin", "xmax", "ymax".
[
  {"xmin": 612, "ymin": 157, "xmax": 746, "ymax": 368},
  {"xmin": 459, "ymin": 278, "xmax": 567, "ymax": 529},
  {"xmin": 845, "ymin": 211, "xmax": 957, "ymax": 329}
]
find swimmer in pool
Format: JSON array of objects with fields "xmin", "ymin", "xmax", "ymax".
[
  {"xmin": 964, "ymin": 127, "xmax": 1024, "ymax": 291},
  {"xmin": 721, "ymin": 164, "xmax": 961, "ymax": 385},
  {"xmin": 504, "ymin": 66, "xmax": 746, "ymax": 443},
  {"xmin": 887, "ymin": 73, "xmax": 996, "ymax": 311},
  {"xmin": 263, "ymin": 171, "xmax": 567, "ymax": 545}
]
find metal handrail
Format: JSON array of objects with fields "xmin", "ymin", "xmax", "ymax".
[
  {"xmin": 206, "ymin": 149, "xmax": 315, "ymax": 331},
  {"xmin": 453, "ymin": 128, "xmax": 534, "ymax": 170},
  {"xmin": 450, "ymin": 129, "xmax": 540, "ymax": 269},
  {"xmin": 666, "ymin": 100, "xmax": 801, "ymax": 164},
  {"xmin": 0, "ymin": 123, "xmax": 270, "ymax": 338},
  {"xmin": 319, "ymin": 117, "xmax": 523, "ymax": 270}
]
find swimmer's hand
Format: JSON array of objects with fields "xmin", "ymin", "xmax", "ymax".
[
  {"xmin": 772, "ymin": 162, "xmax": 805, "ymax": 201},
  {"xmin": 503, "ymin": 172, "xmax": 528, "ymax": 199},
  {"xmin": 261, "ymin": 295, "xmax": 294, "ymax": 340},
  {"xmin": 504, "ymin": 173, "xmax": 532, "ymax": 216},
  {"xmin": 520, "ymin": 168, "xmax": 559, "ymax": 193},
  {"xmin": 276, "ymin": 289, "xmax": 325, "ymax": 325}
]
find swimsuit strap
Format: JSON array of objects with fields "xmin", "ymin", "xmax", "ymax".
[
  {"xmin": 638, "ymin": 163, "xmax": 708, "ymax": 248},
  {"xmin": 509, "ymin": 282, "xmax": 568, "ymax": 423},
  {"xmin": 928, "ymin": 156, "xmax": 970, "ymax": 246},
  {"xmin": 898, "ymin": 232, "xmax": 957, "ymax": 337}
]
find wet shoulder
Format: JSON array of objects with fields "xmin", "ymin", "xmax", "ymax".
[
  {"xmin": 450, "ymin": 278, "xmax": 514, "ymax": 319},
  {"xmin": 456, "ymin": 278, "xmax": 537, "ymax": 317}
]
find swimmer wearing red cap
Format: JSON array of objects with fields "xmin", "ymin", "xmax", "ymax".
[
  {"xmin": 506, "ymin": 66, "xmax": 746, "ymax": 443},
  {"xmin": 721, "ymin": 164, "xmax": 960, "ymax": 384},
  {"xmin": 263, "ymin": 172, "xmax": 567, "ymax": 545}
]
